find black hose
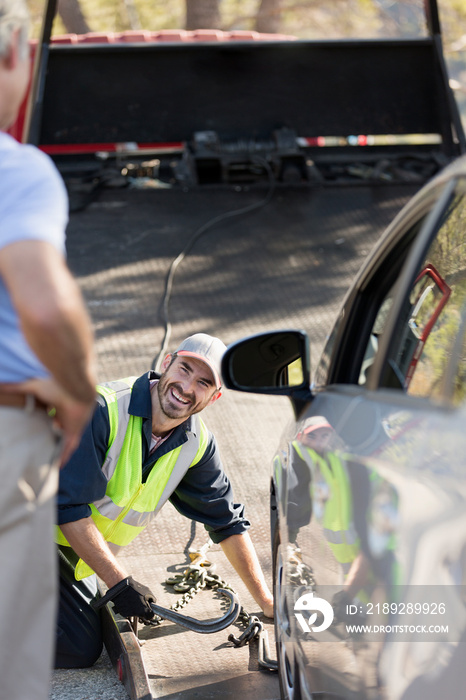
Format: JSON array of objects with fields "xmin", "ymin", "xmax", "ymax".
[{"xmin": 151, "ymin": 157, "xmax": 276, "ymax": 370}]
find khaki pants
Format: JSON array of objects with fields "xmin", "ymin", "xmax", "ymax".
[{"xmin": 0, "ymin": 406, "xmax": 60, "ymax": 700}]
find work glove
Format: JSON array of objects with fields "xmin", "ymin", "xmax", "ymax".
[{"xmin": 93, "ymin": 576, "xmax": 156, "ymax": 623}]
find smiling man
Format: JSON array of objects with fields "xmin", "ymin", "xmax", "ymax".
[{"xmin": 56, "ymin": 333, "xmax": 273, "ymax": 668}]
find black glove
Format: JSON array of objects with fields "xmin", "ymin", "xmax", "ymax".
[{"xmin": 93, "ymin": 576, "xmax": 156, "ymax": 622}]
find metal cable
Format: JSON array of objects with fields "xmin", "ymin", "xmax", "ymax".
[{"xmin": 151, "ymin": 157, "xmax": 276, "ymax": 370}]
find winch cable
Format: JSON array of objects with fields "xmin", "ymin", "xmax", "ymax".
[{"xmin": 151, "ymin": 156, "xmax": 276, "ymax": 371}]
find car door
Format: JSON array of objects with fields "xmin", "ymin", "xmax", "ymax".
[{"xmin": 282, "ymin": 173, "xmax": 466, "ymax": 700}]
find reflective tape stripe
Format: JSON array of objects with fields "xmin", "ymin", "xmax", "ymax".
[
  {"xmin": 150, "ymin": 424, "xmax": 201, "ymax": 519},
  {"xmin": 92, "ymin": 499, "xmax": 125, "ymax": 520},
  {"xmin": 97, "ymin": 380, "xmax": 135, "ymax": 481},
  {"xmin": 323, "ymin": 526, "xmax": 358, "ymax": 546}
]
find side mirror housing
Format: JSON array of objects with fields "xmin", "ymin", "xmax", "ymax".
[{"xmin": 222, "ymin": 330, "xmax": 310, "ymax": 396}]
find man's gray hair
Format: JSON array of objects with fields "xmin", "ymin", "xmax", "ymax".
[{"xmin": 0, "ymin": 0, "xmax": 29, "ymax": 59}]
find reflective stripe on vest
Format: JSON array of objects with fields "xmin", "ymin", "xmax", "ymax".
[
  {"xmin": 57, "ymin": 377, "xmax": 209, "ymax": 579},
  {"xmin": 292, "ymin": 442, "xmax": 359, "ymax": 568}
]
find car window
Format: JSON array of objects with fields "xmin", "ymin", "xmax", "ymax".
[
  {"xmin": 357, "ymin": 218, "xmax": 427, "ymax": 388},
  {"xmin": 381, "ymin": 187, "xmax": 466, "ymax": 403},
  {"xmin": 316, "ymin": 214, "xmax": 427, "ymax": 390}
]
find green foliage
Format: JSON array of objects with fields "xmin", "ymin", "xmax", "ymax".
[
  {"xmin": 438, "ymin": 0, "xmax": 466, "ymax": 45},
  {"xmin": 24, "ymin": 0, "xmax": 466, "ymax": 43},
  {"xmin": 76, "ymin": 0, "xmax": 185, "ymax": 33},
  {"xmin": 409, "ymin": 193, "xmax": 466, "ymax": 404}
]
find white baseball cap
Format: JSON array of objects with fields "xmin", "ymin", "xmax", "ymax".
[
  {"xmin": 302, "ymin": 416, "xmax": 333, "ymax": 435},
  {"xmin": 175, "ymin": 333, "xmax": 226, "ymax": 390}
]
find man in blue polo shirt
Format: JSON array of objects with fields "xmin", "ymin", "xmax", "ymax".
[
  {"xmin": 0, "ymin": 2, "xmax": 97, "ymax": 697},
  {"xmin": 56, "ymin": 333, "xmax": 274, "ymax": 668}
]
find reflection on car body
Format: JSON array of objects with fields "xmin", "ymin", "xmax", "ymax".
[{"xmin": 222, "ymin": 154, "xmax": 466, "ymax": 700}]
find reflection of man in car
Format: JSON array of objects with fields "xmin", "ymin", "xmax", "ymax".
[
  {"xmin": 288, "ymin": 416, "xmax": 344, "ymax": 534},
  {"xmin": 292, "ymin": 418, "xmax": 359, "ymax": 573},
  {"xmin": 289, "ymin": 417, "xmax": 371, "ymax": 620},
  {"xmin": 299, "ymin": 416, "xmax": 336, "ymax": 454},
  {"xmin": 287, "ymin": 417, "xmax": 332, "ymax": 539}
]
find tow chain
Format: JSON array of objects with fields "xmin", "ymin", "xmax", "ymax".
[{"xmin": 155, "ymin": 540, "xmax": 277, "ymax": 671}]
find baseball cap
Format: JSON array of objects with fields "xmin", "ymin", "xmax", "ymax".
[
  {"xmin": 175, "ymin": 333, "xmax": 226, "ymax": 390},
  {"xmin": 302, "ymin": 416, "xmax": 332, "ymax": 435}
]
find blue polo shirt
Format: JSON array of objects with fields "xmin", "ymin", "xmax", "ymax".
[
  {"xmin": 57, "ymin": 371, "xmax": 250, "ymax": 543},
  {"xmin": 0, "ymin": 132, "xmax": 68, "ymax": 382}
]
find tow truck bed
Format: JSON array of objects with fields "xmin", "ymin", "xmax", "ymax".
[{"xmin": 49, "ymin": 182, "xmax": 418, "ymax": 700}]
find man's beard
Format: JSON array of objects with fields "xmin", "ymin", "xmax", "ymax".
[{"xmin": 157, "ymin": 375, "xmax": 196, "ymax": 419}]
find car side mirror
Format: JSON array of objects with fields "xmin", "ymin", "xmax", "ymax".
[{"xmin": 222, "ymin": 330, "xmax": 310, "ymax": 395}]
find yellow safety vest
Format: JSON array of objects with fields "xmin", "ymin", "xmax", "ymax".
[
  {"xmin": 57, "ymin": 377, "xmax": 209, "ymax": 579},
  {"xmin": 292, "ymin": 442, "xmax": 360, "ymax": 573}
]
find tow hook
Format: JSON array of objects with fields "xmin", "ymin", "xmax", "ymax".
[{"xmin": 150, "ymin": 587, "xmax": 241, "ymax": 633}]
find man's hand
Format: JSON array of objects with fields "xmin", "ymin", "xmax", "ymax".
[
  {"xmin": 261, "ymin": 597, "xmax": 274, "ymax": 619},
  {"xmin": 94, "ymin": 576, "xmax": 157, "ymax": 623},
  {"xmin": 2, "ymin": 377, "xmax": 95, "ymax": 466}
]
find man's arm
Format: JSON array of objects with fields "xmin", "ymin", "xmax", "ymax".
[
  {"xmin": 60, "ymin": 517, "xmax": 128, "ymax": 589},
  {"xmin": 170, "ymin": 435, "xmax": 273, "ymax": 615},
  {"xmin": 220, "ymin": 532, "xmax": 274, "ymax": 618},
  {"xmin": 0, "ymin": 239, "xmax": 96, "ymax": 463},
  {"xmin": 0, "ymin": 239, "xmax": 95, "ymax": 402},
  {"xmin": 170, "ymin": 435, "xmax": 250, "ymax": 537},
  {"xmin": 61, "ymin": 517, "xmax": 157, "ymax": 622}
]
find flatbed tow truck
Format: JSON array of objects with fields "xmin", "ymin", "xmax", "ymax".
[{"xmin": 15, "ymin": 1, "xmax": 465, "ymax": 698}]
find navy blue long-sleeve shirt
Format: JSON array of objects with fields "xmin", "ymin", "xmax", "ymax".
[{"xmin": 57, "ymin": 371, "xmax": 250, "ymax": 544}]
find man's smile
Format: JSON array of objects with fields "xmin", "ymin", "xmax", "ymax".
[{"xmin": 169, "ymin": 385, "xmax": 192, "ymax": 406}]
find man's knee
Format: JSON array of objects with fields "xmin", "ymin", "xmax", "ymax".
[{"xmin": 56, "ymin": 547, "xmax": 103, "ymax": 667}]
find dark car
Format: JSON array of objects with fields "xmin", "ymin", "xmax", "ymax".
[{"xmin": 222, "ymin": 154, "xmax": 466, "ymax": 700}]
